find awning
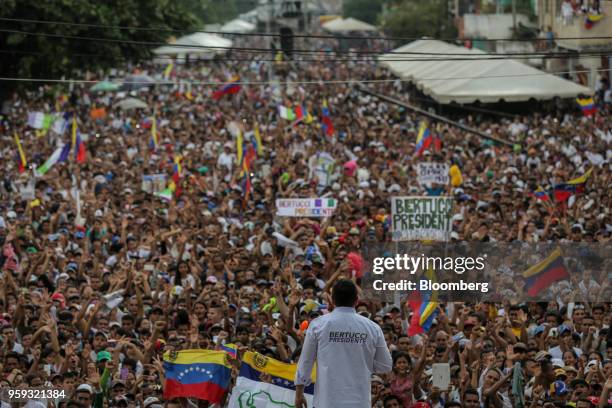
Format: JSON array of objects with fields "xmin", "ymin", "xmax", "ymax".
[
  {"xmin": 379, "ymin": 40, "xmax": 593, "ymax": 104},
  {"xmin": 322, "ymin": 17, "xmax": 377, "ymax": 32},
  {"xmin": 153, "ymin": 32, "xmax": 233, "ymax": 56},
  {"xmin": 221, "ymin": 19, "xmax": 256, "ymax": 34}
]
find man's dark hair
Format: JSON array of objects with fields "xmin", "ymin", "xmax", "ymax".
[
  {"xmin": 382, "ymin": 395, "xmax": 401, "ymax": 408},
  {"xmin": 331, "ymin": 279, "xmax": 357, "ymax": 307},
  {"xmin": 576, "ymin": 398, "xmax": 594, "ymax": 408},
  {"xmin": 464, "ymin": 388, "xmax": 479, "ymax": 399}
]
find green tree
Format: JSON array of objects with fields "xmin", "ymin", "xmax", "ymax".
[
  {"xmin": 0, "ymin": 0, "xmax": 199, "ymax": 96},
  {"xmin": 343, "ymin": 0, "xmax": 383, "ymax": 25},
  {"xmin": 382, "ymin": 0, "xmax": 457, "ymax": 43}
]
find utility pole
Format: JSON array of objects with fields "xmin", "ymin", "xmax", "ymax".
[
  {"xmin": 267, "ymin": 0, "xmax": 274, "ymax": 81},
  {"xmin": 512, "ymin": 0, "xmax": 517, "ymax": 33}
]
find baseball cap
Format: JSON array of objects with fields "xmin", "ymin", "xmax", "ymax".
[
  {"xmin": 563, "ymin": 366, "xmax": 578, "ymax": 374},
  {"xmin": 97, "ymin": 350, "xmax": 112, "ymax": 362},
  {"xmin": 143, "ymin": 397, "xmax": 161, "ymax": 408},
  {"xmin": 371, "ymin": 375, "xmax": 383, "ymax": 384},
  {"xmin": 513, "ymin": 342, "xmax": 527, "ymax": 352},
  {"xmin": 535, "ymin": 351, "xmax": 552, "ymax": 361},
  {"xmin": 555, "ymin": 368, "xmax": 567, "ymax": 378},
  {"xmin": 554, "ymin": 380, "xmax": 569, "ymax": 396},
  {"xmin": 76, "ymin": 384, "xmax": 93, "ymax": 394}
]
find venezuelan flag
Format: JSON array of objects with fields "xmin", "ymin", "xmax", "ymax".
[
  {"xmin": 69, "ymin": 116, "xmax": 86, "ymax": 164},
  {"xmin": 163, "ymin": 349, "xmax": 231, "ymax": 403},
  {"xmin": 530, "ymin": 186, "xmax": 550, "ymax": 201},
  {"xmin": 294, "ymin": 105, "xmax": 313, "ymax": 125},
  {"xmin": 415, "ymin": 122, "xmax": 433, "ymax": 157},
  {"xmin": 251, "ymin": 124, "xmax": 263, "ymax": 156},
  {"xmin": 576, "ymin": 97, "xmax": 597, "ymax": 116},
  {"xmin": 227, "ymin": 352, "xmax": 315, "ymax": 407},
  {"xmin": 212, "ymin": 76, "xmax": 241, "ymax": 100},
  {"xmin": 553, "ymin": 169, "xmax": 592, "ymax": 201},
  {"xmin": 584, "ymin": 13, "xmax": 604, "ymax": 29},
  {"xmin": 567, "ymin": 168, "xmax": 592, "ymax": 186},
  {"xmin": 220, "ymin": 343, "xmax": 238, "ymax": 359},
  {"xmin": 408, "ymin": 267, "xmax": 438, "ymax": 336},
  {"xmin": 75, "ymin": 133, "xmax": 86, "ymax": 164},
  {"xmin": 321, "ymin": 99, "xmax": 334, "ymax": 136},
  {"xmin": 522, "ymin": 248, "xmax": 569, "ymax": 297},
  {"xmin": 240, "ymin": 351, "xmax": 315, "ymax": 394},
  {"xmin": 13, "ymin": 133, "xmax": 27, "ymax": 173}
]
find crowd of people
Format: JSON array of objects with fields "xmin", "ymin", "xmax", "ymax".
[{"xmin": 0, "ymin": 32, "xmax": 611, "ymax": 408}]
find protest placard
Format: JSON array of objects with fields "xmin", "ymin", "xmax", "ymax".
[
  {"xmin": 141, "ymin": 174, "xmax": 167, "ymax": 194},
  {"xmin": 417, "ymin": 162, "xmax": 449, "ymax": 185},
  {"xmin": 308, "ymin": 152, "xmax": 336, "ymax": 193},
  {"xmin": 276, "ymin": 198, "xmax": 337, "ymax": 217},
  {"xmin": 391, "ymin": 196, "xmax": 453, "ymax": 241},
  {"xmin": 27, "ymin": 112, "xmax": 54, "ymax": 130}
]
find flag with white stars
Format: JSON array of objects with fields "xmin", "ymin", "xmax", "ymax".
[{"xmin": 163, "ymin": 349, "xmax": 232, "ymax": 403}]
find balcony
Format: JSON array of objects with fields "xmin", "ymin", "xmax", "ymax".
[{"xmin": 551, "ymin": 1, "xmax": 612, "ymax": 50}]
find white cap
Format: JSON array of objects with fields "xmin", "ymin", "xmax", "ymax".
[
  {"xmin": 388, "ymin": 184, "xmax": 401, "ymax": 193},
  {"xmin": 76, "ymin": 384, "xmax": 93, "ymax": 394},
  {"xmin": 144, "ymin": 397, "xmax": 161, "ymax": 408}
]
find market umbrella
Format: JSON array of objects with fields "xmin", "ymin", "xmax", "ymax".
[
  {"xmin": 90, "ymin": 81, "xmax": 120, "ymax": 92},
  {"xmin": 113, "ymin": 98, "xmax": 148, "ymax": 110},
  {"xmin": 120, "ymin": 74, "xmax": 156, "ymax": 91}
]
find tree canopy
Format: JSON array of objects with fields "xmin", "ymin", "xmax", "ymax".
[
  {"xmin": 342, "ymin": 0, "xmax": 383, "ymax": 25},
  {"xmin": 0, "ymin": 0, "xmax": 200, "ymax": 94},
  {"xmin": 382, "ymin": 0, "xmax": 457, "ymax": 43}
]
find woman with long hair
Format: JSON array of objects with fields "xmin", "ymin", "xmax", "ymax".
[{"xmin": 389, "ymin": 339, "xmax": 428, "ymax": 407}]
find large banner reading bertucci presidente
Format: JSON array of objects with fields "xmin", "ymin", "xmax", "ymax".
[{"xmin": 391, "ymin": 196, "xmax": 453, "ymax": 241}]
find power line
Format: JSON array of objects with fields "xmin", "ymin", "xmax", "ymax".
[
  {"xmin": 0, "ymin": 68, "xmax": 605, "ymax": 86},
  {"xmin": 1, "ymin": 28, "xmax": 612, "ymax": 58},
  {"xmin": 2, "ymin": 16, "xmax": 612, "ymax": 44},
  {"xmin": 1, "ymin": 48, "xmax": 610, "ymax": 63}
]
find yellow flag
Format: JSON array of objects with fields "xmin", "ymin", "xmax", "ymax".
[
  {"xmin": 254, "ymin": 123, "xmax": 263, "ymax": 155},
  {"xmin": 14, "ymin": 132, "xmax": 27, "ymax": 169},
  {"xmin": 236, "ymin": 131, "xmax": 243, "ymax": 164},
  {"xmin": 71, "ymin": 116, "xmax": 77, "ymax": 148}
]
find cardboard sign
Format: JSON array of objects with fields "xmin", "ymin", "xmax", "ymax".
[
  {"xmin": 432, "ymin": 363, "xmax": 450, "ymax": 390},
  {"xmin": 142, "ymin": 174, "xmax": 167, "ymax": 194},
  {"xmin": 391, "ymin": 196, "xmax": 453, "ymax": 241},
  {"xmin": 417, "ymin": 162, "xmax": 449, "ymax": 185},
  {"xmin": 276, "ymin": 198, "xmax": 337, "ymax": 217}
]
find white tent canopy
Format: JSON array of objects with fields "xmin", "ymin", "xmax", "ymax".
[
  {"xmin": 379, "ymin": 40, "xmax": 592, "ymax": 104},
  {"xmin": 322, "ymin": 17, "xmax": 377, "ymax": 32},
  {"xmin": 221, "ymin": 19, "xmax": 256, "ymax": 33},
  {"xmin": 153, "ymin": 32, "xmax": 233, "ymax": 57}
]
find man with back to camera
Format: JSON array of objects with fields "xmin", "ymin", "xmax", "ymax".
[{"xmin": 295, "ymin": 279, "xmax": 393, "ymax": 407}]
